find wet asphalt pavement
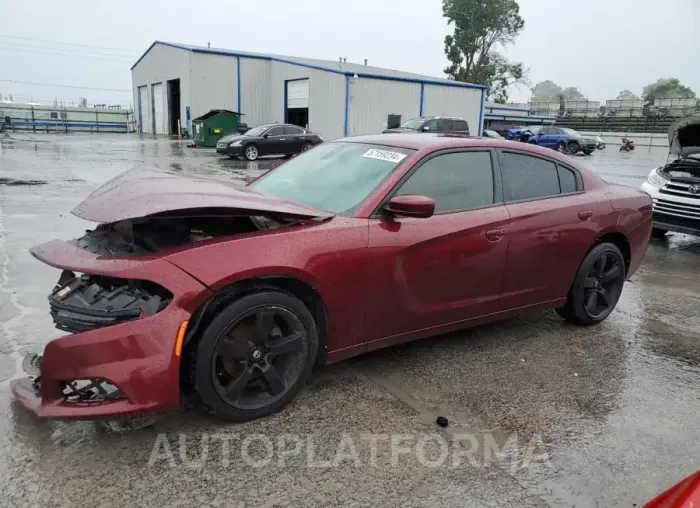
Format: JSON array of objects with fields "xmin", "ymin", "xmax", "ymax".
[{"xmin": 0, "ymin": 133, "xmax": 698, "ymax": 507}]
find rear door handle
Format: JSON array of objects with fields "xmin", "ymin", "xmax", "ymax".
[
  {"xmin": 578, "ymin": 210, "xmax": 593, "ymax": 221},
  {"xmin": 485, "ymin": 229, "xmax": 505, "ymax": 242}
]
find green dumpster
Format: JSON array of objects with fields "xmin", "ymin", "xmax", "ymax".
[{"xmin": 191, "ymin": 109, "xmax": 243, "ymax": 147}]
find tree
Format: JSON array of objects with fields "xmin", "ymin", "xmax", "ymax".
[
  {"xmin": 616, "ymin": 90, "xmax": 638, "ymax": 100},
  {"xmin": 642, "ymin": 78, "xmax": 696, "ymax": 102},
  {"xmin": 562, "ymin": 87, "xmax": 586, "ymax": 101},
  {"xmin": 531, "ymin": 80, "xmax": 562, "ymax": 103},
  {"xmin": 443, "ymin": 0, "xmax": 527, "ymax": 103}
]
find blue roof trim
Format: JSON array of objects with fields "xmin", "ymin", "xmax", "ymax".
[
  {"xmin": 478, "ymin": 89, "xmax": 485, "ymax": 135},
  {"xmin": 132, "ymin": 41, "xmax": 488, "ymax": 90}
]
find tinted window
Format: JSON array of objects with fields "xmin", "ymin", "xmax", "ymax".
[
  {"xmin": 284, "ymin": 125, "xmax": 304, "ymax": 135},
  {"xmin": 266, "ymin": 126, "xmax": 284, "ymax": 136},
  {"xmin": 558, "ymin": 165, "xmax": 579, "ymax": 193},
  {"xmin": 437, "ymin": 119, "xmax": 454, "ymax": 131},
  {"xmin": 395, "ymin": 151, "xmax": 494, "ymax": 213},
  {"xmin": 500, "ymin": 152, "xmax": 560, "ymax": 201},
  {"xmin": 422, "ymin": 119, "xmax": 438, "ymax": 132},
  {"xmin": 541, "ymin": 127, "xmax": 554, "ymax": 134},
  {"xmin": 453, "ymin": 120, "xmax": 469, "ymax": 132}
]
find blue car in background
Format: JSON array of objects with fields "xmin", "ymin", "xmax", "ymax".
[
  {"xmin": 527, "ymin": 126, "xmax": 597, "ymax": 155},
  {"xmin": 507, "ymin": 125, "xmax": 542, "ymax": 142}
]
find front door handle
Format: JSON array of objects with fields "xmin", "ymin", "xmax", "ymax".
[
  {"xmin": 578, "ymin": 210, "xmax": 593, "ymax": 221},
  {"xmin": 279, "ymin": 138, "xmax": 286, "ymax": 141},
  {"xmin": 485, "ymin": 229, "xmax": 505, "ymax": 242}
]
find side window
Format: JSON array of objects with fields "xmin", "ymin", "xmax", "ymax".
[
  {"xmin": 395, "ymin": 151, "xmax": 495, "ymax": 213},
  {"xmin": 421, "ymin": 119, "xmax": 438, "ymax": 132},
  {"xmin": 552, "ymin": 128, "xmax": 564, "ymax": 135},
  {"xmin": 437, "ymin": 119, "xmax": 454, "ymax": 131},
  {"xmin": 500, "ymin": 151, "xmax": 560, "ymax": 202},
  {"xmin": 284, "ymin": 125, "xmax": 304, "ymax": 135},
  {"xmin": 453, "ymin": 120, "xmax": 470, "ymax": 132},
  {"xmin": 541, "ymin": 127, "xmax": 553, "ymax": 135},
  {"xmin": 558, "ymin": 165, "xmax": 580, "ymax": 193},
  {"xmin": 266, "ymin": 126, "xmax": 284, "ymax": 136}
]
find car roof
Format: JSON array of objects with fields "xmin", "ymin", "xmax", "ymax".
[
  {"xmin": 335, "ymin": 133, "xmax": 582, "ymax": 161},
  {"xmin": 411, "ymin": 116, "xmax": 465, "ymax": 121}
]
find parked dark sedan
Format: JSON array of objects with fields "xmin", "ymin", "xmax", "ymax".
[{"xmin": 216, "ymin": 123, "xmax": 323, "ymax": 161}]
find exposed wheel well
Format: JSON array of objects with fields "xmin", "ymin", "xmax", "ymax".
[
  {"xmin": 179, "ymin": 276, "xmax": 328, "ymax": 396},
  {"xmin": 593, "ymin": 232, "xmax": 631, "ymax": 274}
]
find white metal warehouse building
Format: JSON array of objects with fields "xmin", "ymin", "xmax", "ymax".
[{"xmin": 131, "ymin": 41, "xmax": 487, "ymax": 140}]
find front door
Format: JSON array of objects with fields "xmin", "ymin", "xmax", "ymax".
[
  {"xmin": 259, "ymin": 125, "xmax": 285, "ymax": 155},
  {"xmin": 495, "ymin": 149, "xmax": 600, "ymax": 309},
  {"xmin": 366, "ymin": 149, "xmax": 510, "ymax": 340}
]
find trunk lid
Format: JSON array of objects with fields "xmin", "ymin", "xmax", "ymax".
[
  {"xmin": 669, "ymin": 114, "xmax": 700, "ymax": 156},
  {"xmin": 71, "ymin": 167, "xmax": 333, "ymax": 223}
]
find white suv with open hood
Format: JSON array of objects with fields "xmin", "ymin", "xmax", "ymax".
[{"xmin": 641, "ymin": 115, "xmax": 700, "ymax": 237}]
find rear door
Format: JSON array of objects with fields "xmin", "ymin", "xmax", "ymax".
[
  {"xmin": 366, "ymin": 149, "xmax": 510, "ymax": 340},
  {"xmin": 496, "ymin": 149, "xmax": 600, "ymax": 309},
  {"xmin": 453, "ymin": 119, "xmax": 470, "ymax": 135},
  {"xmin": 284, "ymin": 125, "xmax": 306, "ymax": 152},
  {"xmin": 436, "ymin": 118, "xmax": 454, "ymax": 132}
]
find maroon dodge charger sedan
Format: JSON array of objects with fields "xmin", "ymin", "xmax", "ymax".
[{"xmin": 12, "ymin": 133, "xmax": 652, "ymax": 426}]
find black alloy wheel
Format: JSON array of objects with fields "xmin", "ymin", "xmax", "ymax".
[
  {"xmin": 581, "ymin": 252, "xmax": 624, "ymax": 320},
  {"xmin": 556, "ymin": 242, "xmax": 625, "ymax": 325},
  {"xmin": 195, "ymin": 291, "xmax": 318, "ymax": 421},
  {"xmin": 568, "ymin": 141, "xmax": 580, "ymax": 154}
]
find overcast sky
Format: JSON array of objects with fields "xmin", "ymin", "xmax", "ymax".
[{"xmin": 1, "ymin": 0, "xmax": 698, "ymax": 107}]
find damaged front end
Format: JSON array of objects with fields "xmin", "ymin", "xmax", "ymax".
[{"xmin": 11, "ymin": 167, "xmax": 332, "ymax": 421}]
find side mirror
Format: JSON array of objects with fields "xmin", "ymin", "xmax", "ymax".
[
  {"xmin": 385, "ymin": 195, "xmax": 435, "ymax": 219},
  {"xmin": 263, "ymin": 134, "xmax": 269, "ymax": 138},
  {"xmin": 421, "ymin": 126, "xmax": 430, "ymax": 132}
]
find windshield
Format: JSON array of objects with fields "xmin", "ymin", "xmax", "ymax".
[
  {"xmin": 399, "ymin": 119, "xmax": 423, "ymax": 130},
  {"xmin": 245, "ymin": 125, "xmax": 270, "ymax": 137},
  {"xmin": 250, "ymin": 142, "xmax": 415, "ymax": 214}
]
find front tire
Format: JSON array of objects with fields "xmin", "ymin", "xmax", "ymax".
[
  {"xmin": 301, "ymin": 142, "xmax": 313, "ymax": 152},
  {"xmin": 568, "ymin": 141, "xmax": 580, "ymax": 154},
  {"xmin": 555, "ymin": 242, "xmax": 625, "ymax": 326},
  {"xmin": 243, "ymin": 144, "xmax": 259, "ymax": 161},
  {"xmin": 194, "ymin": 291, "xmax": 318, "ymax": 422},
  {"xmin": 583, "ymin": 150, "xmax": 593, "ymax": 155}
]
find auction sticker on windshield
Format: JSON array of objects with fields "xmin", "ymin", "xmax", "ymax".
[{"xmin": 362, "ymin": 148, "xmax": 407, "ymax": 164}]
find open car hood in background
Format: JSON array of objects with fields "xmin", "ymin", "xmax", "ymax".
[
  {"xmin": 71, "ymin": 167, "xmax": 333, "ymax": 223},
  {"xmin": 669, "ymin": 115, "xmax": 700, "ymax": 156}
]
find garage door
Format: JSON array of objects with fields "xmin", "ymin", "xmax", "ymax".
[
  {"xmin": 287, "ymin": 79, "xmax": 309, "ymax": 108},
  {"xmin": 138, "ymin": 86, "xmax": 150, "ymax": 134},
  {"xmin": 152, "ymin": 83, "xmax": 164, "ymax": 135}
]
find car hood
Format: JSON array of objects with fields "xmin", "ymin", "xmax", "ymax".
[
  {"xmin": 218, "ymin": 134, "xmax": 248, "ymax": 144},
  {"xmin": 71, "ymin": 167, "xmax": 333, "ymax": 223},
  {"xmin": 669, "ymin": 115, "xmax": 700, "ymax": 156}
]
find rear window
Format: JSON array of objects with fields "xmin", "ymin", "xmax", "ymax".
[
  {"xmin": 500, "ymin": 151, "xmax": 560, "ymax": 201},
  {"xmin": 453, "ymin": 120, "xmax": 469, "ymax": 132},
  {"xmin": 558, "ymin": 165, "xmax": 579, "ymax": 193}
]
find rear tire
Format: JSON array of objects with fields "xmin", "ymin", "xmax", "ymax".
[
  {"xmin": 555, "ymin": 242, "xmax": 625, "ymax": 326},
  {"xmin": 194, "ymin": 291, "xmax": 318, "ymax": 422},
  {"xmin": 556, "ymin": 142, "xmax": 566, "ymax": 153}
]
